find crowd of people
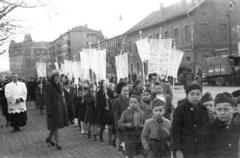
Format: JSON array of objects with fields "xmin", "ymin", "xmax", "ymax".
[{"xmin": 1, "ymin": 71, "xmax": 240, "ymax": 158}]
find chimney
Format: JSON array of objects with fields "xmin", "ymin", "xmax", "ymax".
[
  {"xmin": 159, "ymin": 3, "xmax": 164, "ymax": 10},
  {"xmin": 85, "ymin": 24, "xmax": 88, "ymax": 28}
]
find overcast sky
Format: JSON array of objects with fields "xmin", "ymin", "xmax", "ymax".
[{"xmin": 0, "ymin": 0, "xmax": 184, "ymax": 72}]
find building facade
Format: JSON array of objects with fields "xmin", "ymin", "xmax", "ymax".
[
  {"xmin": 9, "ymin": 34, "xmax": 50, "ymax": 80},
  {"xmin": 50, "ymin": 25, "xmax": 105, "ymax": 64},
  {"xmin": 124, "ymin": 0, "xmax": 240, "ymax": 79},
  {"xmin": 9, "ymin": 25, "xmax": 105, "ymax": 79}
]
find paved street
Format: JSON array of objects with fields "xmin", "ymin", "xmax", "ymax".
[
  {"xmin": 0, "ymin": 85, "xmax": 240, "ymax": 158},
  {"xmin": 0, "ymin": 106, "xmax": 123, "ymax": 158}
]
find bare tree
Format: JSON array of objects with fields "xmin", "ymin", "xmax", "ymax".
[{"xmin": 0, "ymin": 0, "xmax": 45, "ymax": 54}]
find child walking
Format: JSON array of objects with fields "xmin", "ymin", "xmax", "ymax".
[
  {"xmin": 141, "ymin": 98, "xmax": 171, "ymax": 158},
  {"xmin": 201, "ymin": 92, "xmax": 240, "ymax": 158},
  {"xmin": 118, "ymin": 95, "xmax": 145, "ymax": 158}
]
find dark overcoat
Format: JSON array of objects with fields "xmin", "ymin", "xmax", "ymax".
[
  {"xmin": 35, "ymin": 86, "xmax": 44, "ymax": 109},
  {"xmin": 96, "ymin": 88, "xmax": 110, "ymax": 125},
  {"xmin": 64, "ymin": 87, "xmax": 75, "ymax": 122},
  {"xmin": 45, "ymin": 81, "xmax": 68, "ymax": 131},
  {"xmin": 84, "ymin": 92, "xmax": 96, "ymax": 124},
  {"xmin": 200, "ymin": 118, "xmax": 240, "ymax": 158},
  {"xmin": 171, "ymin": 99, "xmax": 209, "ymax": 158},
  {"xmin": 112, "ymin": 96, "xmax": 129, "ymax": 126},
  {"xmin": 0, "ymin": 82, "xmax": 8, "ymax": 117}
]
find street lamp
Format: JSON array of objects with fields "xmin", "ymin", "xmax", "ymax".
[{"xmin": 227, "ymin": 0, "xmax": 235, "ymax": 55}]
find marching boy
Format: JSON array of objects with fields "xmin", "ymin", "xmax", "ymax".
[
  {"xmin": 141, "ymin": 98, "xmax": 171, "ymax": 158},
  {"xmin": 201, "ymin": 92, "xmax": 240, "ymax": 158},
  {"xmin": 118, "ymin": 95, "xmax": 145, "ymax": 158}
]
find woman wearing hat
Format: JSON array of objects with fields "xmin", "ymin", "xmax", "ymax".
[{"xmin": 45, "ymin": 70, "xmax": 68, "ymax": 150}]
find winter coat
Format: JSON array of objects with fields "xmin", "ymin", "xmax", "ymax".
[
  {"xmin": 171, "ymin": 99, "xmax": 210, "ymax": 158},
  {"xmin": 0, "ymin": 81, "xmax": 8, "ymax": 116},
  {"xmin": 35, "ymin": 86, "xmax": 44, "ymax": 109},
  {"xmin": 84, "ymin": 92, "xmax": 96, "ymax": 124},
  {"xmin": 64, "ymin": 87, "xmax": 75, "ymax": 122},
  {"xmin": 112, "ymin": 95, "xmax": 129, "ymax": 126},
  {"xmin": 96, "ymin": 88, "xmax": 110, "ymax": 125},
  {"xmin": 45, "ymin": 81, "xmax": 68, "ymax": 131},
  {"xmin": 201, "ymin": 118, "xmax": 240, "ymax": 158}
]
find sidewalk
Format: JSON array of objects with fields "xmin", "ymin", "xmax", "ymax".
[{"xmin": 0, "ymin": 106, "xmax": 123, "ymax": 158}]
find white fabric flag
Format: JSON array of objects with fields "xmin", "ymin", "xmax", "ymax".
[
  {"xmin": 115, "ymin": 53, "xmax": 128, "ymax": 82},
  {"xmin": 54, "ymin": 62, "xmax": 59, "ymax": 70},
  {"xmin": 36, "ymin": 62, "xmax": 46, "ymax": 77},
  {"xmin": 96, "ymin": 50, "xmax": 106, "ymax": 81},
  {"xmin": 136, "ymin": 38, "xmax": 150, "ymax": 61},
  {"xmin": 80, "ymin": 50, "xmax": 90, "ymax": 80},
  {"xmin": 168, "ymin": 49, "xmax": 184, "ymax": 78},
  {"xmin": 159, "ymin": 39, "xmax": 173, "ymax": 77},
  {"xmin": 148, "ymin": 39, "xmax": 161, "ymax": 74}
]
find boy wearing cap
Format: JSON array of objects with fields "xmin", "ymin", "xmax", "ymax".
[
  {"xmin": 171, "ymin": 81, "xmax": 210, "ymax": 158},
  {"xmin": 201, "ymin": 92, "xmax": 240, "ymax": 158}
]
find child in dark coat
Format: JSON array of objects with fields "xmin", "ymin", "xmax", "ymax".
[
  {"xmin": 141, "ymin": 98, "xmax": 171, "ymax": 158},
  {"xmin": 201, "ymin": 92, "xmax": 240, "ymax": 158},
  {"xmin": 171, "ymin": 81, "xmax": 210, "ymax": 158},
  {"xmin": 118, "ymin": 95, "xmax": 145, "ymax": 158},
  {"xmin": 140, "ymin": 89, "xmax": 152, "ymax": 120}
]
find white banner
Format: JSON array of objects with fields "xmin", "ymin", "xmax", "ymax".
[
  {"xmin": 54, "ymin": 62, "xmax": 59, "ymax": 70},
  {"xmin": 36, "ymin": 62, "xmax": 46, "ymax": 77},
  {"xmin": 115, "ymin": 53, "xmax": 128, "ymax": 81},
  {"xmin": 136, "ymin": 38, "xmax": 150, "ymax": 61},
  {"xmin": 96, "ymin": 50, "xmax": 107, "ymax": 81},
  {"xmin": 148, "ymin": 39, "xmax": 161, "ymax": 74},
  {"xmin": 159, "ymin": 39, "xmax": 173, "ymax": 77},
  {"xmin": 168, "ymin": 49, "xmax": 184, "ymax": 78},
  {"xmin": 80, "ymin": 50, "xmax": 90, "ymax": 80},
  {"xmin": 238, "ymin": 41, "xmax": 240, "ymax": 56},
  {"xmin": 148, "ymin": 39, "xmax": 172, "ymax": 76}
]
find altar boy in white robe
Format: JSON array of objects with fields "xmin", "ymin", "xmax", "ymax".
[{"xmin": 5, "ymin": 74, "xmax": 28, "ymax": 132}]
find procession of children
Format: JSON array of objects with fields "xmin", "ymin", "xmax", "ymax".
[{"xmin": 55, "ymin": 72, "xmax": 240, "ymax": 158}]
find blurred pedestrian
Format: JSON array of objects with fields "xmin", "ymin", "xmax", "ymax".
[
  {"xmin": 5, "ymin": 74, "xmax": 28, "ymax": 132},
  {"xmin": 45, "ymin": 70, "xmax": 68, "ymax": 150}
]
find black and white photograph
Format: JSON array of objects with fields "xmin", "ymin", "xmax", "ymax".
[{"xmin": 0, "ymin": 0, "xmax": 240, "ymax": 157}]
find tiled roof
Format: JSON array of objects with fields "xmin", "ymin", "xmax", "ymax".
[{"xmin": 125, "ymin": 0, "xmax": 206, "ymax": 34}]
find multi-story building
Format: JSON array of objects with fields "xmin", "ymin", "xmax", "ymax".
[
  {"xmin": 50, "ymin": 25, "xmax": 105, "ymax": 63},
  {"xmin": 124, "ymin": 0, "xmax": 240, "ymax": 78},
  {"xmin": 9, "ymin": 34, "xmax": 50, "ymax": 80},
  {"xmin": 9, "ymin": 25, "xmax": 105, "ymax": 79}
]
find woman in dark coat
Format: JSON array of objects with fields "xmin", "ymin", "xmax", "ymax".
[
  {"xmin": 84, "ymin": 84, "xmax": 97, "ymax": 139},
  {"xmin": 96, "ymin": 80, "xmax": 111, "ymax": 142},
  {"xmin": 112, "ymin": 82, "xmax": 129, "ymax": 151},
  {"xmin": 63, "ymin": 81, "xmax": 75, "ymax": 124},
  {"xmin": 45, "ymin": 70, "xmax": 68, "ymax": 150},
  {"xmin": 0, "ymin": 80, "xmax": 9, "ymax": 126}
]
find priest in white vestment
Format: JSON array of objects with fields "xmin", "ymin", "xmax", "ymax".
[{"xmin": 5, "ymin": 74, "xmax": 28, "ymax": 132}]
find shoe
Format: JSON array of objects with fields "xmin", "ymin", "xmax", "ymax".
[
  {"xmin": 46, "ymin": 138, "xmax": 55, "ymax": 147},
  {"xmin": 12, "ymin": 127, "xmax": 20, "ymax": 132},
  {"xmin": 55, "ymin": 144, "xmax": 62, "ymax": 150}
]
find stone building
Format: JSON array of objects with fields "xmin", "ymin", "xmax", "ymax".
[
  {"xmin": 50, "ymin": 25, "xmax": 105, "ymax": 64},
  {"xmin": 9, "ymin": 25, "xmax": 105, "ymax": 79},
  {"xmin": 9, "ymin": 34, "xmax": 50, "ymax": 80},
  {"xmin": 124, "ymin": 0, "xmax": 240, "ymax": 78}
]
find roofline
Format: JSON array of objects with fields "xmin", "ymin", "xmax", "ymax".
[{"xmin": 124, "ymin": 0, "xmax": 206, "ymax": 35}]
